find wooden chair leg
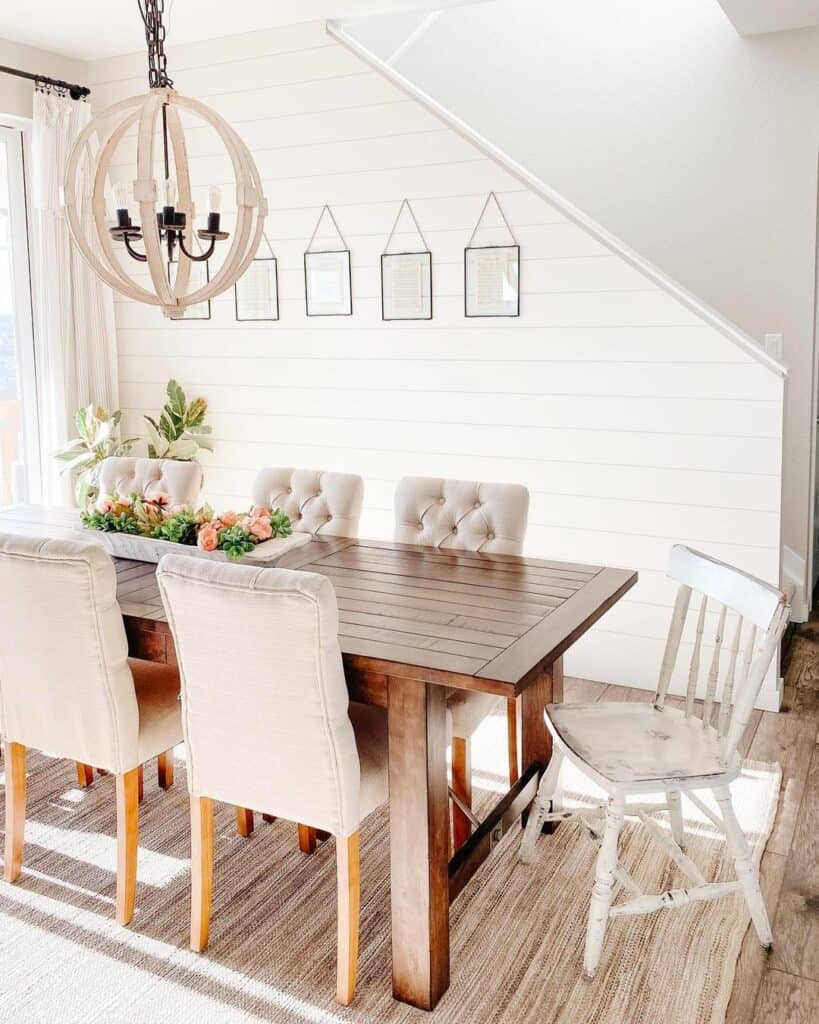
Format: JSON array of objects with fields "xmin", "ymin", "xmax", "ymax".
[
  {"xmin": 116, "ymin": 768, "xmax": 140, "ymax": 925},
  {"xmin": 137, "ymin": 764, "xmax": 144, "ymax": 804},
  {"xmin": 714, "ymin": 786, "xmax": 772, "ymax": 947},
  {"xmin": 667, "ymin": 789, "xmax": 685, "ymax": 850},
  {"xmin": 583, "ymin": 795, "xmax": 624, "ymax": 980},
  {"xmin": 190, "ymin": 795, "xmax": 214, "ymax": 953},
  {"xmin": 75, "ymin": 762, "xmax": 94, "ymax": 787},
  {"xmin": 520, "ymin": 747, "xmax": 563, "ymax": 863},
  {"xmin": 298, "ymin": 824, "xmax": 317, "ymax": 853},
  {"xmin": 316, "ymin": 829, "xmax": 331, "ymax": 842},
  {"xmin": 506, "ymin": 697, "xmax": 519, "ymax": 785},
  {"xmin": 451, "ymin": 735, "xmax": 472, "ymax": 852},
  {"xmin": 236, "ymin": 807, "xmax": 254, "ymax": 837},
  {"xmin": 336, "ymin": 831, "xmax": 360, "ymax": 1005},
  {"xmin": 157, "ymin": 750, "xmax": 174, "ymax": 790},
  {"xmin": 4, "ymin": 741, "xmax": 26, "ymax": 883}
]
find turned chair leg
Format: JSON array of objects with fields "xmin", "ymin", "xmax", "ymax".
[
  {"xmin": 336, "ymin": 831, "xmax": 360, "ymax": 1005},
  {"xmin": 137, "ymin": 764, "xmax": 144, "ymax": 804},
  {"xmin": 4, "ymin": 741, "xmax": 26, "ymax": 883},
  {"xmin": 506, "ymin": 697, "xmax": 519, "ymax": 784},
  {"xmin": 298, "ymin": 824, "xmax": 317, "ymax": 853},
  {"xmin": 520, "ymin": 747, "xmax": 563, "ymax": 863},
  {"xmin": 157, "ymin": 750, "xmax": 174, "ymax": 790},
  {"xmin": 584, "ymin": 794, "xmax": 625, "ymax": 980},
  {"xmin": 190, "ymin": 795, "xmax": 214, "ymax": 953},
  {"xmin": 75, "ymin": 762, "xmax": 94, "ymax": 787},
  {"xmin": 235, "ymin": 807, "xmax": 254, "ymax": 836},
  {"xmin": 451, "ymin": 735, "xmax": 472, "ymax": 851},
  {"xmin": 714, "ymin": 786, "xmax": 772, "ymax": 947},
  {"xmin": 667, "ymin": 790, "xmax": 685, "ymax": 849},
  {"xmin": 116, "ymin": 768, "xmax": 140, "ymax": 925}
]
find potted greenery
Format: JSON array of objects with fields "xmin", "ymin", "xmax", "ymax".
[
  {"xmin": 145, "ymin": 379, "xmax": 213, "ymax": 461},
  {"xmin": 54, "ymin": 405, "xmax": 138, "ymax": 509}
]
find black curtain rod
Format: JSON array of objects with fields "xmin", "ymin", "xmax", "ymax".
[{"xmin": 0, "ymin": 63, "xmax": 90, "ymax": 100}]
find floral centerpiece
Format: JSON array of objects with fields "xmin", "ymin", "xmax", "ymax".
[{"xmin": 82, "ymin": 491, "xmax": 292, "ymax": 561}]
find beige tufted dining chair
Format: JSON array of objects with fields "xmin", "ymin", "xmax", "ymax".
[
  {"xmin": 251, "ymin": 467, "xmax": 364, "ymax": 539},
  {"xmin": 394, "ymin": 476, "xmax": 530, "ymax": 850},
  {"xmin": 97, "ymin": 456, "xmax": 203, "ymax": 508},
  {"xmin": 0, "ymin": 533, "xmax": 182, "ymax": 925},
  {"xmin": 156, "ymin": 554, "xmax": 389, "ymax": 1005},
  {"xmin": 237, "ymin": 466, "xmax": 364, "ymax": 842}
]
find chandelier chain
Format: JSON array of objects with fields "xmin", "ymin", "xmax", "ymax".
[{"xmin": 138, "ymin": 0, "xmax": 174, "ymax": 90}]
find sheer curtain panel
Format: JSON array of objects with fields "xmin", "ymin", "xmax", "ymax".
[{"xmin": 31, "ymin": 90, "xmax": 118, "ymax": 503}]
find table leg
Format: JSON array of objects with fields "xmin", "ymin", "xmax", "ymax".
[
  {"xmin": 520, "ymin": 657, "xmax": 561, "ymax": 830},
  {"xmin": 387, "ymin": 676, "xmax": 450, "ymax": 1010}
]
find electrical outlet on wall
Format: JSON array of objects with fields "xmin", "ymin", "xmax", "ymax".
[{"xmin": 765, "ymin": 333, "xmax": 784, "ymax": 362}]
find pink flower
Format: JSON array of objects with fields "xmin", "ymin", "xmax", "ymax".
[
  {"xmin": 248, "ymin": 518, "xmax": 272, "ymax": 541},
  {"xmin": 117, "ymin": 495, "xmax": 133, "ymax": 507},
  {"xmin": 146, "ymin": 490, "xmax": 171, "ymax": 507},
  {"xmin": 197, "ymin": 525, "xmax": 219, "ymax": 552},
  {"xmin": 252, "ymin": 506, "xmax": 270, "ymax": 518},
  {"xmin": 97, "ymin": 498, "xmax": 114, "ymax": 514},
  {"xmin": 220, "ymin": 510, "xmax": 238, "ymax": 527}
]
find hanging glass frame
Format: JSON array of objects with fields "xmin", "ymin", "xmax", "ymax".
[
  {"xmin": 464, "ymin": 192, "xmax": 520, "ymax": 318},
  {"xmin": 234, "ymin": 234, "xmax": 279, "ymax": 321},
  {"xmin": 303, "ymin": 204, "xmax": 352, "ymax": 316},
  {"xmin": 380, "ymin": 199, "xmax": 432, "ymax": 321}
]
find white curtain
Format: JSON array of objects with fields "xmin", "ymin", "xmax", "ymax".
[{"xmin": 31, "ymin": 89, "xmax": 119, "ymax": 504}]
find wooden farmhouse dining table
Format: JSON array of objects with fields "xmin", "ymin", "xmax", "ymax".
[{"xmin": 0, "ymin": 505, "xmax": 637, "ymax": 1010}]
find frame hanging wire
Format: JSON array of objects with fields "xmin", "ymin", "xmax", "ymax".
[
  {"xmin": 383, "ymin": 198, "xmax": 430, "ymax": 253},
  {"xmin": 467, "ymin": 191, "xmax": 518, "ymax": 248},
  {"xmin": 306, "ymin": 204, "xmax": 349, "ymax": 252}
]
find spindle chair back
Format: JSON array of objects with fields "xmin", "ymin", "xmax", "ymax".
[{"xmin": 654, "ymin": 545, "xmax": 789, "ymax": 759}]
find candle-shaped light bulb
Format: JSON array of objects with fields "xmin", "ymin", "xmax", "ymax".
[
  {"xmin": 206, "ymin": 185, "xmax": 223, "ymax": 235},
  {"xmin": 112, "ymin": 182, "xmax": 130, "ymax": 212},
  {"xmin": 165, "ymin": 177, "xmax": 178, "ymax": 208}
]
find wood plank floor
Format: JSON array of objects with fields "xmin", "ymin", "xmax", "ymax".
[{"xmin": 564, "ymin": 610, "xmax": 819, "ymax": 1024}]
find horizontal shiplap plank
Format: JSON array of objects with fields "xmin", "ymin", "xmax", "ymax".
[
  {"xmin": 119, "ymin": 385, "xmax": 779, "ymax": 437},
  {"xmin": 117, "ymin": 352, "xmax": 778, "ymax": 400},
  {"xmin": 115, "ymin": 323, "xmax": 752, "ymax": 365},
  {"xmin": 89, "ymin": 21, "xmax": 335, "ymax": 86},
  {"xmin": 94, "ymin": 44, "xmax": 369, "ymax": 106}
]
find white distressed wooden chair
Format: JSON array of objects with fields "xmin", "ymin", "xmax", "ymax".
[{"xmin": 519, "ymin": 544, "xmax": 789, "ymax": 980}]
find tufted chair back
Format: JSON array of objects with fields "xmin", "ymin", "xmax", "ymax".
[
  {"xmin": 394, "ymin": 476, "xmax": 529, "ymax": 554},
  {"xmin": 251, "ymin": 467, "xmax": 364, "ymax": 538},
  {"xmin": 157, "ymin": 554, "xmax": 363, "ymax": 836},
  {"xmin": 0, "ymin": 533, "xmax": 141, "ymax": 772},
  {"xmin": 97, "ymin": 457, "xmax": 203, "ymax": 508}
]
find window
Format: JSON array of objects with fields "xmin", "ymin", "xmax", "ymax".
[{"xmin": 0, "ymin": 122, "xmax": 38, "ymax": 503}]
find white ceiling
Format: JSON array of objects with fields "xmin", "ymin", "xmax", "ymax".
[
  {"xmin": 0, "ymin": 0, "xmax": 479, "ymax": 62},
  {"xmin": 717, "ymin": 0, "xmax": 819, "ymax": 35}
]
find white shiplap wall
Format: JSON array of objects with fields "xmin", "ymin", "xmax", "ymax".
[{"xmin": 89, "ymin": 20, "xmax": 784, "ymax": 705}]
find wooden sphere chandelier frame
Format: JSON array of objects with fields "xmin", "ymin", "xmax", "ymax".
[{"xmin": 64, "ymin": 0, "xmax": 267, "ymax": 318}]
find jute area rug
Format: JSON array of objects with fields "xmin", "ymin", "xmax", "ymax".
[{"xmin": 0, "ymin": 707, "xmax": 780, "ymax": 1024}]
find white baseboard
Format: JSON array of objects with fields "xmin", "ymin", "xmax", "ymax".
[{"xmin": 782, "ymin": 544, "xmax": 810, "ymax": 622}]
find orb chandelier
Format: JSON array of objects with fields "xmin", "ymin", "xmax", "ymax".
[{"xmin": 64, "ymin": 0, "xmax": 267, "ymax": 318}]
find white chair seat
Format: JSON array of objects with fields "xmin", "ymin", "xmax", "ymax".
[
  {"xmin": 546, "ymin": 700, "xmax": 740, "ymax": 790},
  {"xmin": 348, "ymin": 702, "xmax": 389, "ymax": 819},
  {"xmin": 129, "ymin": 658, "xmax": 183, "ymax": 766}
]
